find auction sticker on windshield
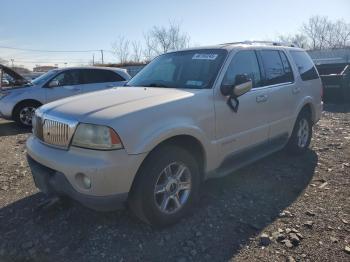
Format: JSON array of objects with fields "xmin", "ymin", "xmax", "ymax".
[{"xmin": 192, "ymin": 54, "xmax": 218, "ymax": 60}]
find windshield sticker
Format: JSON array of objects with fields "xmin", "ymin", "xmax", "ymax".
[
  {"xmin": 186, "ymin": 80, "xmax": 203, "ymax": 86},
  {"xmin": 192, "ymin": 54, "xmax": 218, "ymax": 60}
]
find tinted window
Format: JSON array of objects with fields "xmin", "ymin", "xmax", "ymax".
[
  {"xmin": 290, "ymin": 51, "xmax": 319, "ymax": 81},
  {"xmin": 222, "ymin": 51, "xmax": 262, "ymax": 88},
  {"xmin": 83, "ymin": 69, "xmax": 125, "ymax": 84},
  {"xmin": 127, "ymin": 49, "xmax": 227, "ymax": 89},
  {"xmin": 50, "ymin": 70, "xmax": 82, "ymax": 86},
  {"xmin": 260, "ymin": 50, "xmax": 289, "ymax": 85},
  {"xmin": 279, "ymin": 51, "xmax": 294, "ymax": 82}
]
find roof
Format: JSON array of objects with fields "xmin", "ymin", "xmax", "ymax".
[
  {"xmin": 176, "ymin": 41, "xmax": 304, "ymax": 53},
  {"xmin": 52, "ymin": 66, "xmax": 131, "ymax": 79}
]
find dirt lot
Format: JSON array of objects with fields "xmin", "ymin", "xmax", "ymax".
[{"xmin": 0, "ymin": 104, "xmax": 349, "ymax": 262}]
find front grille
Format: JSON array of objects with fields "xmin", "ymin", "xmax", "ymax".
[
  {"xmin": 32, "ymin": 113, "xmax": 77, "ymax": 149},
  {"xmin": 43, "ymin": 119, "xmax": 70, "ymax": 147}
]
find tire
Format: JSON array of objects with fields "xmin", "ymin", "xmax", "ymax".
[
  {"xmin": 286, "ymin": 110, "xmax": 312, "ymax": 155},
  {"xmin": 13, "ymin": 101, "xmax": 41, "ymax": 127},
  {"xmin": 128, "ymin": 145, "xmax": 200, "ymax": 227}
]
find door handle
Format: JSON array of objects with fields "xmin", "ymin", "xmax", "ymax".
[
  {"xmin": 256, "ymin": 94, "xmax": 268, "ymax": 103},
  {"xmin": 72, "ymin": 88, "xmax": 81, "ymax": 92}
]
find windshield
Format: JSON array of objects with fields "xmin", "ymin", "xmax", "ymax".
[
  {"xmin": 31, "ymin": 70, "xmax": 58, "ymax": 85},
  {"xmin": 127, "ymin": 49, "xmax": 227, "ymax": 89}
]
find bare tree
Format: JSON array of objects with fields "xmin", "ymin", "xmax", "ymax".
[
  {"xmin": 278, "ymin": 34, "xmax": 309, "ymax": 49},
  {"xmin": 277, "ymin": 16, "xmax": 350, "ymax": 50},
  {"xmin": 144, "ymin": 21, "xmax": 190, "ymax": 58},
  {"xmin": 111, "ymin": 35, "xmax": 130, "ymax": 64},
  {"xmin": 131, "ymin": 41, "xmax": 143, "ymax": 63},
  {"xmin": 301, "ymin": 16, "xmax": 350, "ymax": 50}
]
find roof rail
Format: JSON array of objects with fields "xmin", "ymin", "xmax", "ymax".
[{"xmin": 220, "ymin": 40, "xmax": 298, "ymax": 48}]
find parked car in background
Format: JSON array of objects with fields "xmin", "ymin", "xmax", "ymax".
[
  {"xmin": 0, "ymin": 66, "xmax": 131, "ymax": 126},
  {"xmin": 27, "ymin": 41, "xmax": 322, "ymax": 226}
]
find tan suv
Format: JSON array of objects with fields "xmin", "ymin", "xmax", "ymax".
[{"xmin": 27, "ymin": 41, "xmax": 323, "ymax": 226}]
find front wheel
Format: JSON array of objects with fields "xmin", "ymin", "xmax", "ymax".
[
  {"xmin": 286, "ymin": 110, "xmax": 312, "ymax": 155},
  {"xmin": 128, "ymin": 145, "xmax": 200, "ymax": 227},
  {"xmin": 13, "ymin": 101, "xmax": 40, "ymax": 127}
]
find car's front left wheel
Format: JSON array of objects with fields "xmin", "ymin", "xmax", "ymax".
[
  {"xmin": 13, "ymin": 101, "xmax": 41, "ymax": 127},
  {"xmin": 128, "ymin": 145, "xmax": 200, "ymax": 227}
]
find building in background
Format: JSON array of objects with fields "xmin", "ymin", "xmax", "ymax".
[{"xmin": 33, "ymin": 65, "xmax": 58, "ymax": 73}]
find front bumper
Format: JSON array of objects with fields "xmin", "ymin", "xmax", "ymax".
[
  {"xmin": 26, "ymin": 135, "xmax": 147, "ymax": 211},
  {"xmin": 27, "ymin": 155, "xmax": 128, "ymax": 210},
  {"xmin": 0, "ymin": 99, "xmax": 13, "ymax": 119}
]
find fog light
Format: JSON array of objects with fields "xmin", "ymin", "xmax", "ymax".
[
  {"xmin": 76, "ymin": 173, "xmax": 92, "ymax": 189},
  {"xmin": 83, "ymin": 176, "xmax": 91, "ymax": 189}
]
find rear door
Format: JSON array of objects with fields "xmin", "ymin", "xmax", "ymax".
[
  {"xmin": 257, "ymin": 49, "xmax": 295, "ymax": 143},
  {"xmin": 79, "ymin": 69, "xmax": 127, "ymax": 93},
  {"xmin": 214, "ymin": 50, "xmax": 270, "ymax": 158}
]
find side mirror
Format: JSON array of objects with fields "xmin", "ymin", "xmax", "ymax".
[
  {"xmin": 221, "ymin": 74, "xmax": 252, "ymax": 97},
  {"xmin": 48, "ymin": 80, "xmax": 60, "ymax": 88},
  {"xmin": 233, "ymin": 74, "xmax": 253, "ymax": 97}
]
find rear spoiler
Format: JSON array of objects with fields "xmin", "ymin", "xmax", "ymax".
[{"xmin": 0, "ymin": 64, "xmax": 29, "ymax": 90}]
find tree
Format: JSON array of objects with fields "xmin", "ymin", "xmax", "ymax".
[
  {"xmin": 277, "ymin": 16, "xmax": 350, "ymax": 50},
  {"xmin": 111, "ymin": 35, "xmax": 130, "ymax": 64},
  {"xmin": 301, "ymin": 16, "xmax": 350, "ymax": 50},
  {"xmin": 278, "ymin": 34, "xmax": 309, "ymax": 49},
  {"xmin": 144, "ymin": 21, "xmax": 190, "ymax": 57},
  {"xmin": 131, "ymin": 41, "xmax": 143, "ymax": 63}
]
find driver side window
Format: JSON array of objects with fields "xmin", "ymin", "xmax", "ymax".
[
  {"xmin": 222, "ymin": 51, "xmax": 262, "ymax": 88},
  {"xmin": 50, "ymin": 70, "xmax": 80, "ymax": 86}
]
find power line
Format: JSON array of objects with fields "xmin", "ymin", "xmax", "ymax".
[{"xmin": 0, "ymin": 45, "xmax": 114, "ymax": 53}]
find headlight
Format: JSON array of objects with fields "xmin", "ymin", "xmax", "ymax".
[{"xmin": 72, "ymin": 123, "xmax": 123, "ymax": 150}]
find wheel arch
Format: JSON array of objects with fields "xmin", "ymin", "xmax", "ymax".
[
  {"xmin": 295, "ymin": 98, "xmax": 317, "ymax": 124},
  {"xmin": 12, "ymin": 99, "xmax": 42, "ymax": 118},
  {"xmin": 130, "ymin": 134, "xmax": 207, "ymax": 194}
]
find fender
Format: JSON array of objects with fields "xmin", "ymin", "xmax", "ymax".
[
  {"xmin": 122, "ymin": 119, "xmax": 219, "ymax": 173},
  {"xmin": 294, "ymin": 96, "xmax": 316, "ymax": 123}
]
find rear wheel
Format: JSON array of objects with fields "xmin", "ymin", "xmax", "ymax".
[
  {"xmin": 128, "ymin": 145, "xmax": 200, "ymax": 227},
  {"xmin": 13, "ymin": 101, "xmax": 41, "ymax": 127},
  {"xmin": 286, "ymin": 110, "xmax": 312, "ymax": 155}
]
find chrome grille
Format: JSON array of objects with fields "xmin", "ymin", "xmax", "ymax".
[
  {"xmin": 43, "ymin": 119, "xmax": 70, "ymax": 147},
  {"xmin": 32, "ymin": 115, "xmax": 43, "ymax": 140},
  {"xmin": 32, "ymin": 112, "xmax": 77, "ymax": 149}
]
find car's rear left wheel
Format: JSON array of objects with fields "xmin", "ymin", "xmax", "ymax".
[
  {"xmin": 286, "ymin": 109, "xmax": 312, "ymax": 155},
  {"xmin": 128, "ymin": 145, "xmax": 200, "ymax": 227}
]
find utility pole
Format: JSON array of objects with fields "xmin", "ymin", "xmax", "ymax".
[
  {"xmin": 92, "ymin": 54, "xmax": 95, "ymax": 65},
  {"xmin": 11, "ymin": 59, "xmax": 14, "ymax": 68},
  {"xmin": 100, "ymin": 49, "xmax": 104, "ymax": 64}
]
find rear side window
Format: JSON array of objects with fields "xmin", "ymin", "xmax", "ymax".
[
  {"xmin": 279, "ymin": 51, "xmax": 294, "ymax": 82},
  {"xmin": 260, "ymin": 50, "xmax": 291, "ymax": 85},
  {"xmin": 222, "ymin": 50, "xmax": 262, "ymax": 88},
  {"xmin": 83, "ymin": 69, "xmax": 125, "ymax": 84},
  {"xmin": 290, "ymin": 51, "xmax": 319, "ymax": 81}
]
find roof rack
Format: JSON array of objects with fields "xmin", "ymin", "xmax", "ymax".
[{"xmin": 220, "ymin": 40, "xmax": 298, "ymax": 48}]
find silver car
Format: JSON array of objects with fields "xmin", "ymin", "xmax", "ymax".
[{"xmin": 0, "ymin": 66, "xmax": 130, "ymax": 126}]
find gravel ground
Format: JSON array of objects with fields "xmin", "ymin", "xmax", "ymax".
[{"xmin": 0, "ymin": 104, "xmax": 349, "ymax": 262}]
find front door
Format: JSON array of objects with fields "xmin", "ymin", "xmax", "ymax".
[
  {"xmin": 214, "ymin": 50, "xmax": 270, "ymax": 159},
  {"xmin": 45, "ymin": 69, "xmax": 83, "ymax": 103}
]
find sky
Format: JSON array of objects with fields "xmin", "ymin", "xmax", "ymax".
[{"xmin": 0, "ymin": 0, "xmax": 349, "ymax": 69}]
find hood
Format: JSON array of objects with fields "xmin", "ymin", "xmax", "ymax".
[
  {"xmin": 40, "ymin": 87, "xmax": 198, "ymax": 123},
  {"xmin": 0, "ymin": 64, "xmax": 30, "ymax": 90}
]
